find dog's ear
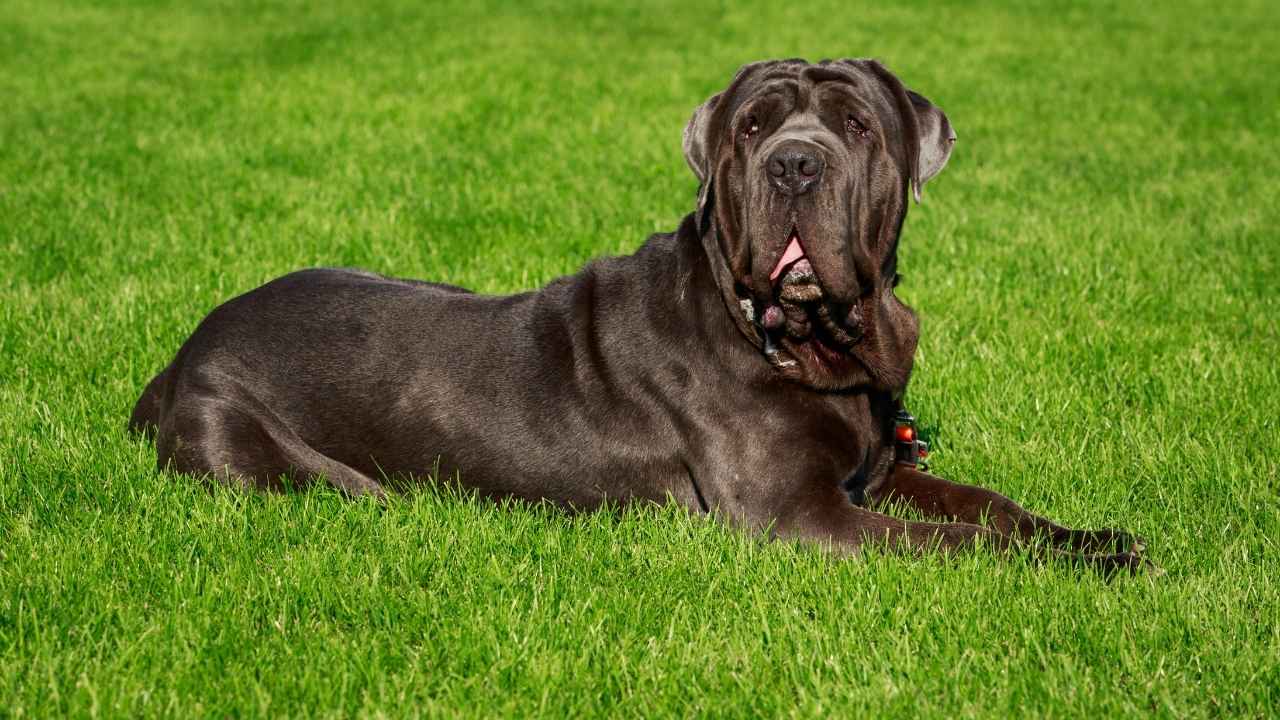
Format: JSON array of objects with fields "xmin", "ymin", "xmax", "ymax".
[
  {"xmin": 684, "ymin": 91, "xmax": 723, "ymax": 236},
  {"xmin": 904, "ymin": 89, "xmax": 956, "ymax": 202},
  {"xmin": 683, "ymin": 91, "xmax": 722, "ymax": 185},
  {"xmin": 859, "ymin": 60, "xmax": 957, "ymax": 203}
]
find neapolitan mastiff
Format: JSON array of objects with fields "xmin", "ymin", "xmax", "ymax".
[{"xmin": 130, "ymin": 59, "xmax": 1149, "ymax": 571}]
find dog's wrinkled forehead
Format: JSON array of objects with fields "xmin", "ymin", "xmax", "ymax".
[{"xmin": 729, "ymin": 61, "xmax": 900, "ymax": 132}]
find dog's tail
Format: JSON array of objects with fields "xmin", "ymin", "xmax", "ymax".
[{"xmin": 128, "ymin": 363, "xmax": 172, "ymax": 437}]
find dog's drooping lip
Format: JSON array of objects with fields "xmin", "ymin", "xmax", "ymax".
[
  {"xmin": 757, "ymin": 225, "xmax": 860, "ymax": 351},
  {"xmin": 754, "ymin": 227, "xmax": 867, "ymax": 374}
]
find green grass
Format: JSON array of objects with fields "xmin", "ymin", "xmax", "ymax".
[{"xmin": 2, "ymin": 0, "xmax": 1278, "ymax": 716}]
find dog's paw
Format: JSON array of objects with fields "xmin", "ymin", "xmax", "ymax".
[
  {"xmin": 1045, "ymin": 525, "xmax": 1161, "ymax": 576},
  {"xmin": 1062, "ymin": 527, "xmax": 1147, "ymax": 556},
  {"xmin": 1064, "ymin": 548, "xmax": 1162, "ymax": 577},
  {"xmin": 1092, "ymin": 550, "xmax": 1146, "ymax": 576}
]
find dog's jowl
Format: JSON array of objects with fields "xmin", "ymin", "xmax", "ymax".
[{"xmin": 130, "ymin": 59, "xmax": 1149, "ymax": 572}]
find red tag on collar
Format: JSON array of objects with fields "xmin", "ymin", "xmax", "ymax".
[{"xmin": 894, "ymin": 409, "xmax": 929, "ymax": 471}]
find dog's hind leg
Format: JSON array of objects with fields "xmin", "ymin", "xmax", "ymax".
[
  {"xmin": 158, "ymin": 390, "xmax": 386, "ymax": 499},
  {"xmin": 128, "ymin": 363, "xmax": 173, "ymax": 436}
]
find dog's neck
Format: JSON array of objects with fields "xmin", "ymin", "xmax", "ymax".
[{"xmin": 621, "ymin": 214, "xmax": 772, "ymax": 379}]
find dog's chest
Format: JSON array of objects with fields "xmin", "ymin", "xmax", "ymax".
[
  {"xmin": 746, "ymin": 388, "xmax": 896, "ymax": 506},
  {"xmin": 841, "ymin": 443, "xmax": 895, "ymax": 506}
]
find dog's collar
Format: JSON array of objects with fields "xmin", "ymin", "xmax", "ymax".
[{"xmin": 894, "ymin": 408, "xmax": 929, "ymax": 471}]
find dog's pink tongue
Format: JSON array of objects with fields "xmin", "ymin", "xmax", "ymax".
[{"xmin": 769, "ymin": 235, "xmax": 807, "ymax": 282}]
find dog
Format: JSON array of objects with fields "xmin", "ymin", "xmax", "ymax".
[{"xmin": 130, "ymin": 59, "xmax": 1148, "ymax": 572}]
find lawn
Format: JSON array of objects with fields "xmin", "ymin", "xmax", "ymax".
[{"xmin": 2, "ymin": 0, "xmax": 1278, "ymax": 716}]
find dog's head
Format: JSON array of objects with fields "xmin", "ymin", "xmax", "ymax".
[{"xmin": 684, "ymin": 59, "xmax": 955, "ymax": 392}]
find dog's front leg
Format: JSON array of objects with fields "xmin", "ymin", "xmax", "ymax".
[
  {"xmin": 774, "ymin": 489, "xmax": 1145, "ymax": 573},
  {"xmin": 870, "ymin": 464, "xmax": 1145, "ymax": 557},
  {"xmin": 774, "ymin": 498, "xmax": 1009, "ymax": 557}
]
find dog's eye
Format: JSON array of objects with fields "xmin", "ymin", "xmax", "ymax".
[
  {"xmin": 846, "ymin": 115, "xmax": 869, "ymax": 138},
  {"xmin": 742, "ymin": 116, "xmax": 760, "ymax": 139}
]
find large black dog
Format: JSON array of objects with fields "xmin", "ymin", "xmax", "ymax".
[{"xmin": 131, "ymin": 59, "xmax": 1148, "ymax": 571}]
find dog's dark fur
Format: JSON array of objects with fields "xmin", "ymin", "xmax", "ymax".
[{"xmin": 130, "ymin": 59, "xmax": 1148, "ymax": 571}]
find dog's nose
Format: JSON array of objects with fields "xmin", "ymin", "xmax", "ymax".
[{"xmin": 766, "ymin": 143, "xmax": 824, "ymax": 196}]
